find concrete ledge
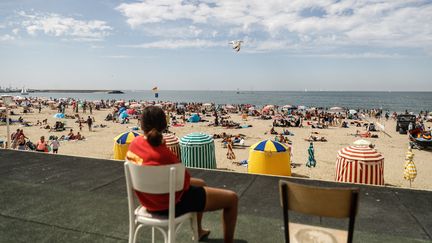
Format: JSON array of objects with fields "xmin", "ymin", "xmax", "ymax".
[{"xmin": 0, "ymin": 150, "xmax": 431, "ymax": 242}]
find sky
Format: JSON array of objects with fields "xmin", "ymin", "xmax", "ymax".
[{"xmin": 0, "ymin": 0, "xmax": 431, "ymax": 91}]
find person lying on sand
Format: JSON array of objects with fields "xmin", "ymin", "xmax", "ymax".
[{"xmin": 304, "ymin": 135, "xmax": 327, "ymax": 142}]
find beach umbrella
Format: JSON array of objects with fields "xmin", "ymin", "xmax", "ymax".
[
  {"xmin": 335, "ymin": 145, "xmax": 384, "ymax": 185},
  {"xmin": 202, "ymin": 103, "xmax": 212, "ymax": 107},
  {"xmin": 113, "ymin": 131, "xmax": 141, "ymax": 160},
  {"xmin": 179, "ymin": 132, "xmax": 216, "ymax": 169},
  {"xmin": 53, "ymin": 113, "xmax": 65, "ymax": 119},
  {"xmin": 282, "ymin": 105, "xmax": 293, "ymax": 109},
  {"xmin": 403, "ymin": 147, "xmax": 417, "ymax": 187},
  {"xmin": 248, "ymin": 140, "xmax": 291, "ymax": 176},
  {"xmin": 225, "ymin": 105, "xmax": 235, "ymax": 109},
  {"xmin": 349, "ymin": 109, "xmax": 358, "ymax": 114}
]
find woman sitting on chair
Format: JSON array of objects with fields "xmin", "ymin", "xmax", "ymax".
[{"xmin": 126, "ymin": 106, "xmax": 238, "ymax": 243}]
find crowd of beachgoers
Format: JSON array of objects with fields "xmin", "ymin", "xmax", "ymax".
[{"xmin": 1, "ymin": 96, "xmax": 431, "ymax": 189}]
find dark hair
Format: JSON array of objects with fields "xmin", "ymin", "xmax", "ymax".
[{"xmin": 141, "ymin": 106, "xmax": 167, "ymax": 146}]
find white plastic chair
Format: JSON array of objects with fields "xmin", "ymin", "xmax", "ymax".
[{"xmin": 124, "ymin": 161, "xmax": 199, "ymax": 243}]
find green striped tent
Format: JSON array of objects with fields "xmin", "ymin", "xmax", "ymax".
[{"xmin": 179, "ymin": 132, "xmax": 216, "ymax": 169}]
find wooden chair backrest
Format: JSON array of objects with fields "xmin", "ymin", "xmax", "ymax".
[{"xmin": 280, "ymin": 180, "xmax": 358, "ymax": 218}]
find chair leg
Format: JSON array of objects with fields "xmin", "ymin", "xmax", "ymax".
[
  {"xmin": 190, "ymin": 213, "xmax": 199, "ymax": 242},
  {"xmin": 129, "ymin": 222, "xmax": 136, "ymax": 243},
  {"xmin": 152, "ymin": 227, "xmax": 155, "ymax": 243},
  {"xmin": 133, "ymin": 225, "xmax": 143, "ymax": 243}
]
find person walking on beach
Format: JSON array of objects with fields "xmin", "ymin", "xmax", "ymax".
[
  {"xmin": 50, "ymin": 138, "xmax": 60, "ymax": 154},
  {"xmin": 11, "ymin": 129, "xmax": 20, "ymax": 149},
  {"xmin": 126, "ymin": 106, "xmax": 238, "ymax": 243},
  {"xmin": 226, "ymin": 137, "xmax": 236, "ymax": 161},
  {"xmin": 87, "ymin": 116, "xmax": 93, "ymax": 132}
]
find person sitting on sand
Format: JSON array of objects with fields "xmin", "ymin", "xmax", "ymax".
[
  {"xmin": 36, "ymin": 120, "xmax": 42, "ymax": 126},
  {"xmin": 75, "ymin": 132, "xmax": 85, "ymax": 140},
  {"xmin": 270, "ymin": 126, "xmax": 278, "ymax": 135},
  {"xmin": 66, "ymin": 129, "xmax": 75, "ymax": 140},
  {"xmin": 126, "ymin": 106, "xmax": 238, "ymax": 243}
]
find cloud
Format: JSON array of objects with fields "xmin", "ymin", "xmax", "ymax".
[
  {"xmin": 0, "ymin": 34, "xmax": 15, "ymax": 41},
  {"xmin": 17, "ymin": 11, "xmax": 112, "ymax": 41},
  {"xmin": 121, "ymin": 39, "xmax": 223, "ymax": 49},
  {"xmin": 116, "ymin": 0, "xmax": 432, "ymax": 55}
]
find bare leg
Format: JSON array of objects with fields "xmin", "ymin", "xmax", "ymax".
[
  {"xmin": 204, "ymin": 187, "xmax": 238, "ymax": 243},
  {"xmin": 190, "ymin": 178, "xmax": 210, "ymax": 238}
]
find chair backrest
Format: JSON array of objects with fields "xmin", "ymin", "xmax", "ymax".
[
  {"xmin": 125, "ymin": 161, "xmax": 185, "ymax": 194},
  {"xmin": 279, "ymin": 180, "xmax": 359, "ymax": 243},
  {"xmin": 279, "ymin": 180, "xmax": 358, "ymax": 218},
  {"xmin": 124, "ymin": 160, "xmax": 187, "ymax": 243}
]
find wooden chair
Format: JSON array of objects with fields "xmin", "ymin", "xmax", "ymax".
[
  {"xmin": 279, "ymin": 180, "xmax": 359, "ymax": 243},
  {"xmin": 124, "ymin": 161, "xmax": 198, "ymax": 243}
]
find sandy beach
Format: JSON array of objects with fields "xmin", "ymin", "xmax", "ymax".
[{"xmin": 1, "ymin": 104, "xmax": 431, "ymax": 190}]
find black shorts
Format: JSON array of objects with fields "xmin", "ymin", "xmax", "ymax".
[{"xmin": 151, "ymin": 186, "xmax": 206, "ymax": 217}]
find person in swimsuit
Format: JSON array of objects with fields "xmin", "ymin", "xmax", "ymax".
[{"xmin": 36, "ymin": 136, "xmax": 47, "ymax": 152}]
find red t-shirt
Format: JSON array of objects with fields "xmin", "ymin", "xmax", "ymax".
[{"xmin": 126, "ymin": 136, "xmax": 191, "ymax": 211}]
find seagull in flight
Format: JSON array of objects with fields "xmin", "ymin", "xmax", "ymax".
[{"xmin": 229, "ymin": 40, "xmax": 243, "ymax": 52}]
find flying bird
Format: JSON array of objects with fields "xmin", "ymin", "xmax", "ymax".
[{"xmin": 229, "ymin": 40, "xmax": 243, "ymax": 52}]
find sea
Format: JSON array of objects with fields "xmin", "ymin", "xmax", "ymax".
[{"xmin": 5, "ymin": 91, "xmax": 432, "ymax": 113}]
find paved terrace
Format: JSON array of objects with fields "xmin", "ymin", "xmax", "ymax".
[{"xmin": 0, "ymin": 149, "xmax": 431, "ymax": 243}]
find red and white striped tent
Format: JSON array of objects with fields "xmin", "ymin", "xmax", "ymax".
[
  {"xmin": 335, "ymin": 145, "xmax": 384, "ymax": 185},
  {"xmin": 163, "ymin": 133, "xmax": 181, "ymax": 161}
]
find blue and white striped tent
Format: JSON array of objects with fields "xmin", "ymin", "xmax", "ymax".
[{"xmin": 180, "ymin": 132, "xmax": 216, "ymax": 169}]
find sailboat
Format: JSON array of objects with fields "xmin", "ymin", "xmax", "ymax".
[{"xmin": 21, "ymin": 87, "xmax": 29, "ymax": 95}]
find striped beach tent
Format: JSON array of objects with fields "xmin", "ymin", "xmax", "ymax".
[
  {"xmin": 113, "ymin": 131, "xmax": 141, "ymax": 160},
  {"xmin": 248, "ymin": 140, "xmax": 291, "ymax": 176},
  {"xmin": 335, "ymin": 145, "xmax": 384, "ymax": 185},
  {"xmin": 163, "ymin": 133, "xmax": 181, "ymax": 161},
  {"xmin": 179, "ymin": 133, "xmax": 216, "ymax": 169}
]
